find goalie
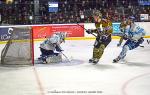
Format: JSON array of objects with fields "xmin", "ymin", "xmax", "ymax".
[
  {"xmin": 38, "ymin": 32, "xmax": 66, "ymax": 63},
  {"xmin": 113, "ymin": 16, "xmax": 146, "ymax": 63},
  {"xmin": 86, "ymin": 11, "xmax": 113, "ymax": 64}
]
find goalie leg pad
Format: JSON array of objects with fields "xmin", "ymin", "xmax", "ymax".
[{"xmin": 46, "ymin": 54, "xmax": 62, "ymax": 63}]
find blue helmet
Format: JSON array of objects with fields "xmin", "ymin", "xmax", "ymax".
[{"xmin": 128, "ymin": 16, "xmax": 135, "ymax": 21}]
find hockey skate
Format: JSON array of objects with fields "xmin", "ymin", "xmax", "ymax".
[
  {"xmin": 37, "ymin": 55, "xmax": 48, "ymax": 64},
  {"xmin": 113, "ymin": 57, "xmax": 120, "ymax": 63},
  {"xmin": 89, "ymin": 58, "xmax": 94, "ymax": 63},
  {"xmin": 89, "ymin": 58, "xmax": 99, "ymax": 64},
  {"xmin": 117, "ymin": 43, "xmax": 121, "ymax": 47},
  {"xmin": 93, "ymin": 58, "xmax": 99, "ymax": 64}
]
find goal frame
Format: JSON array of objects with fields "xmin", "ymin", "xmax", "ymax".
[{"xmin": 0, "ymin": 26, "xmax": 34, "ymax": 65}]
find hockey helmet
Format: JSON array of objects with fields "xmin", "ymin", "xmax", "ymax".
[
  {"xmin": 93, "ymin": 10, "xmax": 102, "ymax": 18},
  {"xmin": 128, "ymin": 16, "xmax": 135, "ymax": 19},
  {"xmin": 128, "ymin": 16, "xmax": 135, "ymax": 22},
  {"xmin": 56, "ymin": 32, "xmax": 67, "ymax": 42},
  {"xmin": 127, "ymin": 16, "xmax": 135, "ymax": 25},
  {"xmin": 61, "ymin": 32, "xmax": 67, "ymax": 42},
  {"xmin": 92, "ymin": 10, "xmax": 102, "ymax": 23}
]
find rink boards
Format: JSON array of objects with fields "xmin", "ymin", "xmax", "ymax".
[{"xmin": 0, "ymin": 22, "xmax": 150, "ymax": 42}]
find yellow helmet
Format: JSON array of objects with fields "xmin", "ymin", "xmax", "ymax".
[{"xmin": 93, "ymin": 10, "xmax": 102, "ymax": 18}]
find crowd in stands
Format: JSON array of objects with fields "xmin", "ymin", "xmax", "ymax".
[{"xmin": 0, "ymin": 0, "xmax": 150, "ymax": 25}]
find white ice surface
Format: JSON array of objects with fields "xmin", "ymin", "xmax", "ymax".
[{"xmin": 0, "ymin": 39, "xmax": 150, "ymax": 95}]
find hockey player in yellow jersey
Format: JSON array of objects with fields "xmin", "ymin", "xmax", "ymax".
[
  {"xmin": 86, "ymin": 10, "xmax": 113, "ymax": 64},
  {"xmin": 117, "ymin": 18, "xmax": 128, "ymax": 46}
]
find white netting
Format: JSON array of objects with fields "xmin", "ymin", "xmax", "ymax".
[{"xmin": 1, "ymin": 26, "xmax": 33, "ymax": 65}]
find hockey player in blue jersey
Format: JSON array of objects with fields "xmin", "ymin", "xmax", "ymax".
[
  {"xmin": 113, "ymin": 16, "xmax": 146, "ymax": 63},
  {"xmin": 38, "ymin": 32, "xmax": 66, "ymax": 63}
]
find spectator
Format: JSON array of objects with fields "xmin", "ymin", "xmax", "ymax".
[{"xmin": 0, "ymin": 0, "xmax": 149, "ymax": 24}]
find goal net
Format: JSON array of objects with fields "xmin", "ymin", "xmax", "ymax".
[{"xmin": 1, "ymin": 26, "xmax": 34, "ymax": 65}]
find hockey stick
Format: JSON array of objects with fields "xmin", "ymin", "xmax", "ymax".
[
  {"xmin": 139, "ymin": 39, "xmax": 150, "ymax": 47},
  {"xmin": 60, "ymin": 52, "xmax": 71, "ymax": 63},
  {"xmin": 76, "ymin": 23, "xmax": 88, "ymax": 31},
  {"xmin": 76, "ymin": 23, "xmax": 97, "ymax": 37},
  {"xmin": 147, "ymin": 40, "xmax": 150, "ymax": 44}
]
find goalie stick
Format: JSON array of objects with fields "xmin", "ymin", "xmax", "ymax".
[{"xmin": 60, "ymin": 52, "xmax": 71, "ymax": 63}]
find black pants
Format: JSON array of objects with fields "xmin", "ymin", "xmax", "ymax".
[
  {"xmin": 40, "ymin": 48, "xmax": 59, "ymax": 56},
  {"xmin": 92, "ymin": 35, "xmax": 112, "ymax": 59}
]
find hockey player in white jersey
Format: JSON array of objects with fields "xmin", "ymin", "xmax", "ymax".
[
  {"xmin": 113, "ymin": 16, "xmax": 146, "ymax": 63},
  {"xmin": 39, "ymin": 32, "xmax": 67, "ymax": 63}
]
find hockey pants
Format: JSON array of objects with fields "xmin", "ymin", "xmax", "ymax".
[
  {"xmin": 118, "ymin": 38, "xmax": 144, "ymax": 60},
  {"xmin": 92, "ymin": 34, "xmax": 111, "ymax": 60},
  {"xmin": 93, "ymin": 44, "xmax": 105, "ymax": 59}
]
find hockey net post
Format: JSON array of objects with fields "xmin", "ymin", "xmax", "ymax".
[{"xmin": 1, "ymin": 26, "xmax": 34, "ymax": 65}]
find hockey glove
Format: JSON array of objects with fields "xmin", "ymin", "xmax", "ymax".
[
  {"xmin": 56, "ymin": 48, "xmax": 63, "ymax": 52},
  {"xmin": 138, "ymin": 37, "xmax": 144, "ymax": 44},
  {"xmin": 56, "ymin": 45, "xmax": 63, "ymax": 52},
  {"xmin": 101, "ymin": 35, "xmax": 108, "ymax": 41},
  {"xmin": 97, "ymin": 28, "xmax": 102, "ymax": 33},
  {"xmin": 123, "ymin": 34, "xmax": 129, "ymax": 40}
]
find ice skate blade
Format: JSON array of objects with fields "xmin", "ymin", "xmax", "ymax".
[
  {"xmin": 112, "ymin": 60, "xmax": 127, "ymax": 64},
  {"xmin": 92, "ymin": 62, "xmax": 98, "ymax": 65}
]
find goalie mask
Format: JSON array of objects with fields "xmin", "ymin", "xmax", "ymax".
[{"xmin": 55, "ymin": 32, "xmax": 67, "ymax": 42}]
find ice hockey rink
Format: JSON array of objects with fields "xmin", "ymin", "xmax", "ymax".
[{"xmin": 0, "ymin": 39, "xmax": 150, "ymax": 95}]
